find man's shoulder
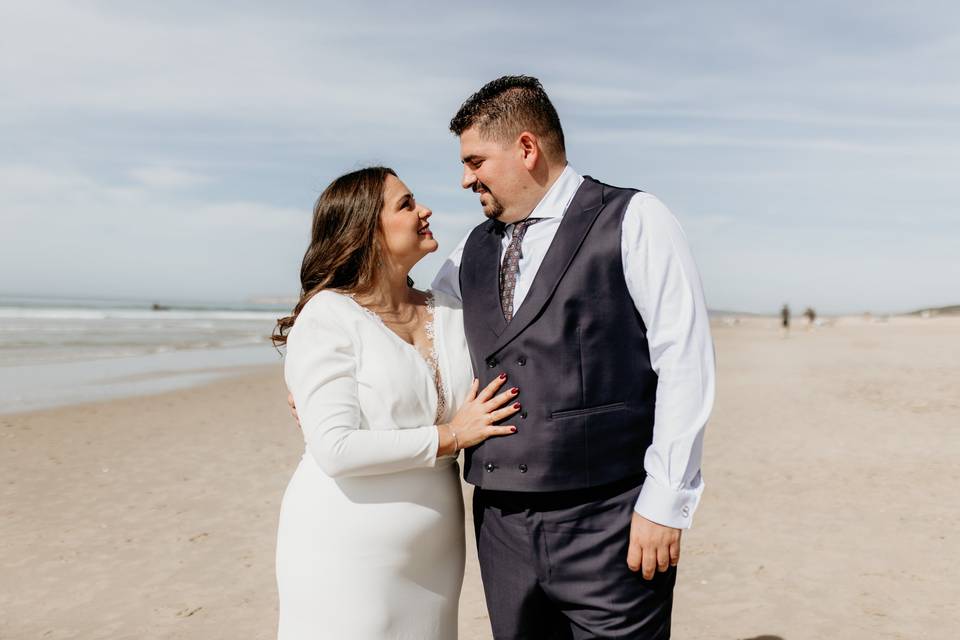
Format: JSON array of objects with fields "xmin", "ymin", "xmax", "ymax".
[
  {"xmin": 583, "ymin": 174, "xmax": 644, "ymax": 196},
  {"xmin": 576, "ymin": 176, "xmax": 673, "ymax": 222},
  {"xmin": 625, "ymin": 191, "xmax": 676, "ymax": 222}
]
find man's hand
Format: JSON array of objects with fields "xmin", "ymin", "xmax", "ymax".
[
  {"xmin": 626, "ymin": 513, "xmax": 681, "ymax": 580},
  {"xmin": 287, "ymin": 392, "xmax": 302, "ymax": 429}
]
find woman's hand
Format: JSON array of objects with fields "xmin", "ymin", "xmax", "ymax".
[{"xmin": 437, "ymin": 374, "xmax": 519, "ymax": 456}]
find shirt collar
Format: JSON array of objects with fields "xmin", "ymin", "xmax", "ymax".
[{"xmin": 515, "ymin": 164, "xmax": 584, "ymax": 224}]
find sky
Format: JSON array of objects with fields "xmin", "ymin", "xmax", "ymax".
[{"xmin": 1, "ymin": 1, "xmax": 958, "ymax": 314}]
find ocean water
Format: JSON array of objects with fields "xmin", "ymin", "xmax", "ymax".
[{"xmin": 0, "ymin": 296, "xmax": 287, "ymax": 414}]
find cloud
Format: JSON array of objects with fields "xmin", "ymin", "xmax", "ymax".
[
  {"xmin": 0, "ymin": 164, "xmax": 308, "ymax": 300},
  {"xmin": 129, "ymin": 167, "xmax": 211, "ymax": 189},
  {"xmin": 1, "ymin": 1, "xmax": 958, "ymax": 312}
]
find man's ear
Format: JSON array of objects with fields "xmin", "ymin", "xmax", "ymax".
[{"xmin": 518, "ymin": 131, "xmax": 540, "ymax": 170}]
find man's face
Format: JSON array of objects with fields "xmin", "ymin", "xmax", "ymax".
[{"xmin": 458, "ymin": 126, "xmax": 527, "ymax": 222}]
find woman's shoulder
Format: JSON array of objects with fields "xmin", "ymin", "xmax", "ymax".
[
  {"xmin": 289, "ymin": 289, "xmax": 360, "ymax": 338},
  {"xmin": 283, "ymin": 291, "xmax": 359, "ymax": 381},
  {"xmin": 299, "ymin": 289, "xmax": 359, "ymax": 317}
]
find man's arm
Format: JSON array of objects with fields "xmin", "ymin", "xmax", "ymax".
[
  {"xmin": 620, "ymin": 192, "xmax": 716, "ymax": 578},
  {"xmin": 430, "ymin": 231, "xmax": 470, "ymax": 302}
]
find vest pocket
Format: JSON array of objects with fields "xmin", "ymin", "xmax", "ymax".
[{"xmin": 550, "ymin": 401, "xmax": 626, "ymax": 420}]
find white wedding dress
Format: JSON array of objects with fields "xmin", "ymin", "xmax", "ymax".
[{"xmin": 276, "ymin": 289, "xmax": 474, "ymax": 640}]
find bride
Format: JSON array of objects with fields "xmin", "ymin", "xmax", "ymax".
[{"xmin": 273, "ymin": 166, "xmax": 519, "ymax": 639}]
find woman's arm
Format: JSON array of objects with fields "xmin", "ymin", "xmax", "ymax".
[{"xmin": 284, "ymin": 303, "xmax": 440, "ymax": 478}]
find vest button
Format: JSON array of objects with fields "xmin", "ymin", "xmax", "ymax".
[
  {"xmin": 517, "ymin": 357, "xmax": 526, "ymax": 366},
  {"xmin": 520, "ymin": 411, "xmax": 528, "ymax": 420},
  {"xmin": 486, "ymin": 357, "xmax": 498, "ymax": 368},
  {"xmin": 518, "ymin": 464, "xmax": 528, "ymax": 473},
  {"xmin": 484, "ymin": 462, "xmax": 496, "ymax": 472}
]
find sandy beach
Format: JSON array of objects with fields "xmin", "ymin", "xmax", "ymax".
[{"xmin": 2, "ymin": 316, "xmax": 958, "ymax": 639}]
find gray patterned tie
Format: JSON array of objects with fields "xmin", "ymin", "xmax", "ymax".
[{"xmin": 499, "ymin": 218, "xmax": 541, "ymax": 322}]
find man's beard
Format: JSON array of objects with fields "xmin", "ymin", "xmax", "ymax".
[
  {"xmin": 483, "ymin": 197, "xmax": 504, "ymax": 220},
  {"xmin": 477, "ymin": 185, "xmax": 504, "ymax": 220}
]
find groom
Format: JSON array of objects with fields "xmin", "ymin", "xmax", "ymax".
[{"xmin": 431, "ymin": 76, "xmax": 715, "ymax": 638}]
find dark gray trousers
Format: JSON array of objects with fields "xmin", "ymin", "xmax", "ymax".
[{"xmin": 473, "ymin": 477, "xmax": 675, "ymax": 639}]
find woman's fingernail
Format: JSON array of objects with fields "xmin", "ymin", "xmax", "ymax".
[
  {"xmin": 499, "ymin": 373, "xmax": 507, "ymax": 380},
  {"xmin": 510, "ymin": 427, "xmax": 517, "ymax": 432},
  {"xmin": 510, "ymin": 387, "xmax": 519, "ymax": 395},
  {"xmin": 513, "ymin": 403, "xmax": 521, "ymax": 410}
]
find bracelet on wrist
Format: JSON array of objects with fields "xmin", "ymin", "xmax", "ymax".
[{"xmin": 448, "ymin": 425, "xmax": 460, "ymax": 455}]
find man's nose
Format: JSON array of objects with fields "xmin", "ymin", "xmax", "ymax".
[{"xmin": 461, "ymin": 167, "xmax": 477, "ymax": 190}]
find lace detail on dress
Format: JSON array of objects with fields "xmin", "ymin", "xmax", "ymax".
[
  {"xmin": 422, "ymin": 292, "xmax": 447, "ymax": 425},
  {"xmin": 345, "ymin": 291, "xmax": 447, "ymax": 425}
]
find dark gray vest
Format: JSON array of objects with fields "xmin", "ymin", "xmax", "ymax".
[{"xmin": 460, "ymin": 176, "xmax": 658, "ymax": 492}]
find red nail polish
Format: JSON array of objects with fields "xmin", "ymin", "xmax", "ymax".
[
  {"xmin": 513, "ymin": 402, "xmax": 521, "ymax": 410},
  {"xmin": 510, "ymin": 387, "xmax": 519, "ymax": 395},
  {"xmin": 510, "ymin": 427, "xmax": 517, "ymax": 432},
  {"xmin": 499, "ymin": 373, "xmax": 507, "ymax": 380}
]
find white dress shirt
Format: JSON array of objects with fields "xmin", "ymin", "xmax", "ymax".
[{"xmin": 431, "ymin": 165, "xmax": 716, "ymax": 529}]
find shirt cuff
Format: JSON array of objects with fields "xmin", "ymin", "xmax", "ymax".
[{"xmin": 634, "ymin": 473, "xmax": 703, "ymax": 529}]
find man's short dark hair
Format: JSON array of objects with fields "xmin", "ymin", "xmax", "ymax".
[{"xmin": 449, "ymin": 75, "xmax": 566, "ymax": 160}]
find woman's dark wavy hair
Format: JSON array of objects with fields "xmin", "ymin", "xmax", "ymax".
[{"xmin": 273, "ymin": 166, "xmax": 396, "ymax": 346}]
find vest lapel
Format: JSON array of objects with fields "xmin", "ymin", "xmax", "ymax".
[
  {"xmin": 490, "ymin": 177, "xmax": 607, "ymax": 355},
  {"xmin": 462, "ymin": 219, "xmax": 508, "ymax": 338}
]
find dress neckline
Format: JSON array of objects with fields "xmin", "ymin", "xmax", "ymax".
[{"xmin": 341, "ymin": 290, "xmax": 448, "ymax": 424}]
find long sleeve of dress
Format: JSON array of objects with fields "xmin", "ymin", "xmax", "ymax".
[{"xmin": 284, "ymin": 296, "xmax": 440, "ymax": 478}]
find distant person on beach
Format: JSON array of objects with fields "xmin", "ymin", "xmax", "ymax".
[
  {"xmin": 284, "ymin": 76, "xmax": 715, "ymax": 639},
  {"xmin": 804, "ymin": 306, "xmax": 817, "ymax": 328},
  {"xmin": 781, "ymin": 303, "xmax": 791, "ymax": 336},
  {"xmin": 274, "ymin": 167, "xmax": 517, "ymax": 638}
]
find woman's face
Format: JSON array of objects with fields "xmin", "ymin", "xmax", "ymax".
[{"xmin": 379, "ymin": 174, "xmax": 438, "ymax": 268}]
